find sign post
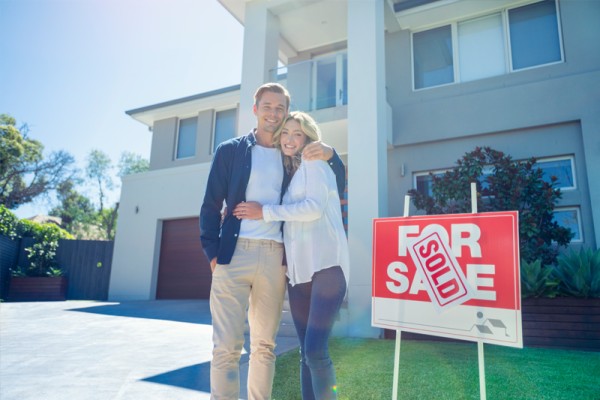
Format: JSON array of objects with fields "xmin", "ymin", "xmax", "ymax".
[{"xmin": 374, "ymin": 183, "xmax": 521, "ymax": 399}]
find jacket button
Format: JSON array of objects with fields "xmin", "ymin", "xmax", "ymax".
[{"xmin": 234, "ymin": 234, "xmax": 238, "ymax": 237}]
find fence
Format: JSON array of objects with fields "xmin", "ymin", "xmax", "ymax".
[{"xmin": 0, "ymin": 235, "xmax": 113, "ymax": 301}]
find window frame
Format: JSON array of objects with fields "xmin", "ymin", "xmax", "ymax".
[
  {"xmin": 311, "ymin": 51, "xmax": 348, "ymax": 110},
  {"xmin": 411, "ymin": 0, "xmax": 564, "ymax": 91},
  {"xmin": 535, "ymin": 155, "xmax": 576, "ymax": 191},
  {"xmin": 211, "ymin": 107, "xmax": 238, "ymax": 155},
  {"xmin": 553, "ymin": 206, "xmax": 583, "ymax": 242},
  {"xmin": 174, "ymin": 115, "xmax": 198, "ymax": 160}
]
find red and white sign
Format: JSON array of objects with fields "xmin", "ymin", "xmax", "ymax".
[{"xmin": 372, "ymin": 211, "xmax": 523, "ymax": 348}]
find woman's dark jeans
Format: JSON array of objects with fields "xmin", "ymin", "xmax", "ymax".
[{"xmin": 288, "ymin": 266, "xmax": 347, "ymax": 400}]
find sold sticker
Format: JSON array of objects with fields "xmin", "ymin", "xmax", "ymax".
[{"xmin": 407, "ymin": 225, "xmax": 473, "ymax": 311}]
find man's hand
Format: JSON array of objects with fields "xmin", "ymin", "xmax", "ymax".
[
  {"xmin": 302, "ymin": 141, "xmax": 333, "ymax": 161},
  {"xmin": 210, "ymin": 257, "xmax": 217, "ymax": 273},
  {"xmin": 232, "ymin": 201, "xmax": 264, "ymax": 220}
]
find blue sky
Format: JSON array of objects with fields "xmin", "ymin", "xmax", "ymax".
[{"xmin": 0, "ymin": 0, "xmax": 243, "ymax": 218}]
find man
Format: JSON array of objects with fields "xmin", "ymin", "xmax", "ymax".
[{"xmin": 200, "ymin": 82, "xmax": 345, "ymax": 399}]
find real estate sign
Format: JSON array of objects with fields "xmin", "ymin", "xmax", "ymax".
[{"xmin": 372, "ymin": 211, "xmax": 523, "ymax": 348}]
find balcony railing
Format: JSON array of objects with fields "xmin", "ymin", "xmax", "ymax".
[{"xmin": 270, "ymin": 52, "xmax": 348, "ymax": 112}]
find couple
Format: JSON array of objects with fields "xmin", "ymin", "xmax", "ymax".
[{"xmin": 200, "ymin": 82, "xmax": 349, "ymax": 400}]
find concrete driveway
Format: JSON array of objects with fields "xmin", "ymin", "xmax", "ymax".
[{"xmin": 0, "ymin": 300, "xmax": 299, "ymax": 400}]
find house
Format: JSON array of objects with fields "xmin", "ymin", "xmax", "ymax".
[{"xmin": 109, "ymin": 0, "xmax": 600, "ymax": 338}]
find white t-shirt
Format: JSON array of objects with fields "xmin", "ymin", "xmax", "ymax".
[
  {"xmin": 239, "ymin": 145, "xmax": 284, "ymax": 242},
  {"xmin": 262, "ymin": 159, "xmax": 349, "ymax": 286}
]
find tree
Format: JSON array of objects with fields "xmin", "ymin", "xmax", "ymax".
[
  {"xmin": 0, "ymin": 114, "xmax": 75, "ymax": 209},
  {"xmin": 118, "ymin": 151, "xmax": 149, "ymax": 176},
  {"xmin": 49, "ymin": 180, "xmax": 99, "ymax": 239},
  {"xmin": 86, "ymin": 149, "xmax": 114, "ymax": 212},
  {"xmin": 408, "ymin": 146, "xmax": 573, "ymax": 266},
  {"xmin": 85, "ymin": 149, "xmax": 117, "ymax": 240}
]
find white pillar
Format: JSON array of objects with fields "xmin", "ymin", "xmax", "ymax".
[
  {"xmin": 238, "ymin": 3, "xmax": 280, "ymax": 135},
  {"xmin": 346, "ymin": 0, "xmax": 388, "ymax": 337}
]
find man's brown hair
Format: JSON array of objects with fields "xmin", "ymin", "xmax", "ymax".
[{"xmin": 254, "ymin": 83, "xmax": 291, "ymax": 110}]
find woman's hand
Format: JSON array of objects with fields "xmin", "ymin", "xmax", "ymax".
[{"xmin": 232, "ymin": 201, "xmax": 264, "ymax": 220}]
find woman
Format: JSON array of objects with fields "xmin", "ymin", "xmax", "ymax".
[{"xmin": 233, "ymin": 111, "xmax": 349, "ymax": 400}]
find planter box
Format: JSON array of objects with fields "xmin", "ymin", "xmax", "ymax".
[
  {"xmin": 7, "ymin": 277, "xmax": 67, "ymax": 301},
  {"xmin": 384, "ymin": 297, "xmax": 600, "ymax": 352},
  {"xmin": 522, "ymin": 297, "xmax": 600, "ymax": 352}
]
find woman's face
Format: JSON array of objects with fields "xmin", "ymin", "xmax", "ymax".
[{"xmin": 279, "ymin": 119, "xmax": 307, "ymax": 157}]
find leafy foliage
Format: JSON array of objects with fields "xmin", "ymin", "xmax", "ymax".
[
  {"xmin": 14, "ymin": 219, "xmax": 72, "ymax": 277},
  {"xmin": 520, "ymin": 259, "xmax": 559, "ymax": 298},
  {"xmin": 0, "ymin": 114, "xmax": 75, "ymax": 209},
  {"xmin": 408, "ymin": 147, "xmax": 573, "ymax": 266},
  {"xmin": 0, "ymin": 204, "xmax": 20, "ymax": 239},
  {"xmin": 1, "ymin": 206, "xmax": 72, "ymax": 277},
  {"xmin": 553, "ymin": 248, "xmax": 600, "ymax": 298},
  {"xmin": 118, "ymin": 151, "xmax": 150, "ymax": 176},
  {"xmin": 49, "ymin": 180, "xmax": 99, "ymax": 238}
]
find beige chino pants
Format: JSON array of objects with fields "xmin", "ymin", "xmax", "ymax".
[{"xmin": 210, "ymin": 238, "xmax": 286, "ymax": 400}]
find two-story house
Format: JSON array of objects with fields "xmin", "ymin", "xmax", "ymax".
[{"xmin": 109, "ymin": 0, "xmax": 600, "ymax": 338}]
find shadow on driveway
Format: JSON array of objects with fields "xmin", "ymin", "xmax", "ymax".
[{"xmin": 67, "ymin": 299, "xmax": 213, "ymax": 325}]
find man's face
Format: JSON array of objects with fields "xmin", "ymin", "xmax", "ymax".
[{"xmin": 253, "ymin": 91, "xmax": 288, "ymax": 134}]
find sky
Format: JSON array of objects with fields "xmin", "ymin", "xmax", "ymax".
[{"xmin": 0, "ymin": 0, "xmax": 244, "ymax": 218}]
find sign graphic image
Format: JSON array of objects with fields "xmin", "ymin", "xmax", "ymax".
[{"xmin": 372, "ymin": 211, "xmax": 522, "ymax": 348}]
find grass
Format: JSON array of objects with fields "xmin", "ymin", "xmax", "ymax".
[{"xmin": 272, "ymin": 338, "xmax": 600, "ymax": 400}]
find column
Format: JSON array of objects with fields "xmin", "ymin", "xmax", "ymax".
[{"xmin": 346, "ymin": 0, "xmax": 388, "ymax": 337}]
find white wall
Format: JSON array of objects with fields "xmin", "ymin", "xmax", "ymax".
[{"xmin": 109, "ymin": 163, "xmax": 211, "ymax": 300}]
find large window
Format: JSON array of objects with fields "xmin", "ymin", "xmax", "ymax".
[
  {"xmin": 413, "ymin": 26, "xmax": 453, "ymax": 89},
  {"xmin": 175, "ymin": 117, "xmax": 197, "ymax": 159},
  {"xmin": 509, "ymin": 0, "xmax": 562, "ymax": 70},
  {"xmin": 413, "ymin": 0, "xmax": 562, "ymax": 90},
  {"xmin": 213, "ymin": 108, "xmax": 237, "ymax": 153},
  {"xmin": 414, "ymin": 155, "xmax": 574, "ymax": 196}
]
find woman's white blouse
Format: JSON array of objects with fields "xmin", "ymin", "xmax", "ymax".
[{"xmin": 262, "ymin": 159, "xmax": 350, "ymax": 287}]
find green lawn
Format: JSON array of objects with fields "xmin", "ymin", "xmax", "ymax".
[{"xmin": 272, "ymin": 338, "xmax": 600, "ymax": 400}]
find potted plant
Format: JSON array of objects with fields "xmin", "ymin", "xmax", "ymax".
[{"xmin": 7, "ymin": 220, "xmax": 72, "ymax": 301}]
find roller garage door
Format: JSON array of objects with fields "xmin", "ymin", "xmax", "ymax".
[{"xmin": 156, "ymin": 218, "xmax": 212, "ymax": 299}]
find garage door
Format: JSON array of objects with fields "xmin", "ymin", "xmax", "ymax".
[{"xmin": 156, "ymin": 217, "xmax": 212, "ymax": 299}]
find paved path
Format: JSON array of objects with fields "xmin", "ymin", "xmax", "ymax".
[{"xmin": 0, "ymin": 300, "xmax": 299, "ymax": 400}]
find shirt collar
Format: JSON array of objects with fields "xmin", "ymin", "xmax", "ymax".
[{"xmin": 248, "ymin": 129, "xmax": 258, "ymax": 147}]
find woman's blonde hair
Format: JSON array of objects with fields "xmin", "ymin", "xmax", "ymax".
[{"xmin": 273, "ymin": 111, "xmax": 322, "ymax": 174}]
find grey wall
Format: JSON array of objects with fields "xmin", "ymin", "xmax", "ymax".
[
  {"xmin": 384, "ymin": 0, "xmax": 600, "ymax": 248},
  {"xmin": 149, "ymin": 109, "xmax": 221, "ymax": 170}
]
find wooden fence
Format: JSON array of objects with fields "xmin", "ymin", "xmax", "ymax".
[{"xmin": 0, "ymin": 235, "xmax": 113, "ymax": 301}]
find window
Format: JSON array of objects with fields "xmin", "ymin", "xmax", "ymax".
[
  {"xmin": 312, "ymin": 52, "xmax": 348, "ymax": 110},
  {"xmin": 553, "ymin": 207, "xmax": 582, "ymax": 242},
  {"xmin": 414, "ymin": 170, "xmax": 447, "ymax": 196},
  {"xmin": 413, "ymin": 26, "xmax": 453, "ymax": 89},
  {"xmin": 535, "ymin": 156, "xmax": 575, "ymax": 190},
  {"xmin": 413, "ymin": 157, "xmax": 573, "ymax": 196},
  {"xmin": 413, "ymin": 0, "xmax": 562, "ymax": 89},
  {"xmin": 509, "ymin": 0, "xmax": 562, "ymax": 70},
  {"xmin": 458, "ymin": 13, "xmax": 506, "ymax": 82},
  {"xmin": 213, "ymin": 109, "xmax": 237, "ymax": 153},
  {"xmin": 176, "ymin": 117, "xmax": 197, "ymax": 159}
]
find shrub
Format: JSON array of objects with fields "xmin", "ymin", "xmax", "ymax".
[
  {"xmin": 553, "ymin": 248, "xmax": 600, "ymax": 298},
  {"xmin": 0, "ymin": 204, "xmax": 19, "ymax": 239},
  {"xmin": 1, "ymin": 206, "xmax": 73, "ymax": 277},
  {"xmin": 409, "ymin": 147, "xmax": 573, "ymax": 266},
  {"xmin": 520, "ymin": 259, "xmax": 559, "ymax": 298},
  {"xmin": 20, "ymin": 222, "xmax": 72, "ymax": 277}
]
